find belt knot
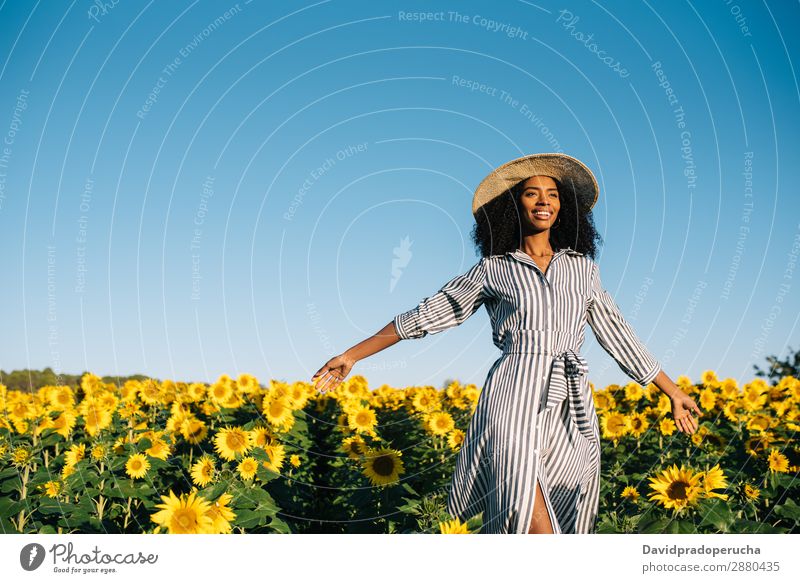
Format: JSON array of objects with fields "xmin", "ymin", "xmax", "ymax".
[{"xmin": 560, "ymin": 348, "xmax": 589, "ymax": 378}]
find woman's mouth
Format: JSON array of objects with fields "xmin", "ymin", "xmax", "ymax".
[{"xmin": 532, "ymin": 210, "xmax": 552, "ymax": 220}]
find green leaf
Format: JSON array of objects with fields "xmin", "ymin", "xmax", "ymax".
[
  {"xmin": 638, "ymin": 517, "xmax": 672, "ymax": 533},
  {"xmin": 731, "ymin": 519, "xmax": 787, "ymax": 534},
  {"xmin": 267, "ymin": 515, "xmax": 292, "ymax": 533},
  {"xmin": 0, "ymin": 497, "xmax": 24, "ymax": 519},
  {"xmin": 37, "ymin": 501, "xmax": 77, "ymax": 515},
  {"xmin": 773, "ymin": 498, "xmax": 800, "ymax": 521},
  {"xmin": 200, "ymin": 481, "xmax": 230, "ymax": 501},
  {"xmin": 698, "ymin": 499, "xmax": 733, "ymax": 532},
  {"xmin": 234, "ymin": 509, "xmax": 265, "ymax": 529}
]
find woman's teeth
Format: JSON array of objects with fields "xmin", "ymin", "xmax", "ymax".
[{"xmin": 533, "ymin": 211, "xmax": 551, "ymax": 219}]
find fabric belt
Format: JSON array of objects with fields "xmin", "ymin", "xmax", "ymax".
[{"xmin": 541, "ymin": 349, "xmax": 594, "ymax": 450}]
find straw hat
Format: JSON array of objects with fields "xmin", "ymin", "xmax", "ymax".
[{"xmin": 472, "ymin": 152, "xmax": 599, "ymax": 217}]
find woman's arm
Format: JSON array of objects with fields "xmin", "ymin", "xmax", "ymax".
[
  {"xmin": 311, "ymin": 321, "xmax": 402, "ymax": 393},
  {"xmin": 312, "ymin": 258, "xmax": 487, "ymax": 393},
  {"xmin": 586, "ymin": 262, "xmax": 702, "ymax": 434}
]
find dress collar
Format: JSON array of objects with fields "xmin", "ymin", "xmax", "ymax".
[{"xmin": 504, "ymin": 247, "xmax": 580, "ymax": 269}]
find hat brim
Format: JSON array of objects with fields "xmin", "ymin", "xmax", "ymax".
[{"xmin": 472, "ymin": 153, "xmax": 599, "ymax": 217}]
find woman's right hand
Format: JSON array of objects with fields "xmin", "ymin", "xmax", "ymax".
[{"xmin": 311, "ymin": 353, "xmax": 355, "ymax": 393}]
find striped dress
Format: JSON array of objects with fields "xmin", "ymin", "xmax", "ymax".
[{"xmin": 393, "ymin": 247, "xmax": 661, "ymax": 534}]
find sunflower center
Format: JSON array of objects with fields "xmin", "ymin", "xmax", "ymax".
[
  {"xmin": 227, "ymin": 433, "xmax": 246, "ymax": 449},
  {"xmin": 176, "ymin": 510, "xmax": 194, "ymax": 529},
  {"xmin": 666, "ymin": 481, "xmax": 689, "ymax": 500},
  {"xmin": 373, "ymin": 455, "xmax": 395, "ymax": 476}
]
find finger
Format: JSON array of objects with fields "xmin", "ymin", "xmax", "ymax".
[
  {"xmin": 694, "ymin": 403, "xmax": 704, "ymax": 417},
  {"xmin": 311, "ymin": 366, "xmax": 329, "ymax": 381},
  {"xmin": 319, "ymin": 370, "xmax": 342, "ymax": 393},
  {"xmin": 316, "ymin": 370, "xmax": 336, "ymax": 392}
]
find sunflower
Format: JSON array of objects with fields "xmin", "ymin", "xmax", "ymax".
[
  {"xmin": 699, "ymin": 388, "xmax": 717, "ymax": 411},
  {"xmin": 361, "ymin": 447, "xmax": 404, "ymax": 487},
  {"xmin": 741, "ymin": 385, "xmax": 767, "ymax": 412},
  {"xmin": 701, "ymin": 370, "xmax": 719, "ymax": 386},
  {"xmin": 701, "ymin": 464, "xmax": 729, "ymax": 500},
  {"xmin": 146, "ymin": 438, "xmax": 171, "ymax": 460},
  {"xmin": 746, "ymin": 414, "xmax": 772, "ymax": 433},
  {"xmin": 722, "ymin": 401, "xmax": 740, "ymax": 422},
  {"xmin": 659, "ymin": 417, "xmax": 677, "ymax": 436},
  {"xmin": 439, "ymin": 517, "xmax": 471, "ymax": 534},
  {"xmin": 204, "ymin": 492, "xmax": 236, "ymax": 534},
  {"xmin": 190, "ymin": 455, "xmax": 216, "ymax": 487},
  {"xmin": 262, "ymin": 396, "xmax": 294, "ymax": 428},
  {"xmin": 448, "ymin": 429, "xmax": 465, "ymax": 451},
  {"xmin": 187, "ymin": 382, "xmax": 207, "ymax": 401},
  {"xmin": 624, "ymin": 383, "xmax": 644, "ymax": 402},
  {"xmin": 411, "ymin": 389, "xmax": 439, "ymax": 413},
  {"xmin": 208, "ymin": 379, "xmax": 234, "ymax": 405},
  {"xmin": 743, "ymin": 483, "xmax": 760, "ymax": 501},
  {"xmin": 222, "ymin": 392, "xmax": 244, "ymax": 410},
  {"xmin": 90, "ymin": 443, "xmax": 108, "ymax": 461},
  {"xmin": 249, "ymin": 426, "xmax": 275, "ymax": 449},
  {"xmin": 150, "ymin": 490, "xmax": 214, "ymax": 534},
  {"xmin": 621, "ymin": 486, "xmax": 640, "ymax": 501},
  {"xmin": 347, "ymin": 405, "xmax": 378, "ymax": 435},
  {"xmin": 82, "ymin": 403, "xmax": 113, "ymax": 436},
  {"xmin": 427, "ymin": 411, "xmax": 455, "ymax": 436},
  {"xmin": 767, "ymin": 449, "xmax": 789, "ymax": 473},
  {"xmin": 689, "ymin": 424, "xmax": 707, "ymax": 445},
  {"xmin": 49, "ymin": 385, "xmax": 75, "ymax": 410},
  {"xmin": 213, "ymin": 426, "xmax": 252, "ymax": 461},
  {"xmin": 11, "ymin": 447, "xmax": 32, "ymax": 467},
  {"xmin": 263, "ymin": 443, "xmax": 286, "ymax": 473},
  {"xmin": 64, "ymin": 443, "xmax": 86, "ymax": 467},
  {"xmin": 601, "ymin": 412, "xmax": 628, "ymax": 440},
  {"xmin": 41, "ymin": 480, "xmax": 61, "ymax": 497},
  {"xmin": 647, "ymin": 464, "xmax": 703, "ymax": 510},
  {"xmin": 592, "ymin": 390, "xmax": 616, "ymax": 412},
  {"xmin": 745, "ymin": 434, "xmax": 774, "ymax": 457},
  {"xmin": 180, "ymin": 418, "xmax": 208, "ymax": 445},
  {"xmin": 125, "ymin": 453, "xmax": 150, "ymax": 479},
  {"xmin": 626, "ymin": 412, "xmax": 649, "ymax": 438},
  {"xmin": 342, "ymin": 435, "xmax": 368, "ymax": 460},
  {"xmin": 237, "ymin": 457, "xmax": 259, "ymax": 481},
  {"xmin": 655, "ymin": 393, "xmax": 672, "ymax": 415},
  {"xmin": 51, "ymin": 411, "xmax": 77, "ymax": 438},
  {"xmin": 237, "ymin": 373, "xmax": 260, "ymax": 394}
]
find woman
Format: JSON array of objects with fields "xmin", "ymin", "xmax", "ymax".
[{"xmin": 311, "ymin": 152, "xmax": 703, "ymax": 534}]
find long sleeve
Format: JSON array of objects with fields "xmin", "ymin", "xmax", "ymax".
[
  {"xmin": 587, "ymin": 262, "xmax": 661, "ymax": 386},
  {"xmin": 393, "ymin": 258, "xmax": 487, "ymax": 340}
]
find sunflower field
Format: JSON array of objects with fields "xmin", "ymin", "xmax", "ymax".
[{"xmin": 0, "ymin": 370, "xmax": 798, "ymax": 534}]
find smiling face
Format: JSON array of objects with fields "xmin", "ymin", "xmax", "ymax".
[{"xmin": 517, "ymin": 175, "xmax": 560, "ymax": 232}]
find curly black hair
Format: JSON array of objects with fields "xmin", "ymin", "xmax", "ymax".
[{"xmin": 470, "ymin": 176, "xmax": 602, "ymax": 260}]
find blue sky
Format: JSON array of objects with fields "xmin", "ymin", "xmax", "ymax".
[{"xmin": 0, "ymin": 0, "xmax": 798, "ymax": 390}]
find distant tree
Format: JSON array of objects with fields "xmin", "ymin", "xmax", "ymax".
[
  {"xmin": 753, "ymin": 345, "xmax": 800, "ymax": 384},
  {"xmin": 0, "ymin": 368, "xmax": 158, "ymax": 393}
]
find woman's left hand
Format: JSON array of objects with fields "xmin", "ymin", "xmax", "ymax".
[{"xmin": 671, "ymin": 392, "xmax": 703, "ymax": 434}]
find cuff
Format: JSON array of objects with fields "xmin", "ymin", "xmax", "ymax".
[
  {"xmin": 637, "ymin": 360, "xmax": 662, "ymax": 387},
  {"xmin": 393, "ymin": 309, "xmax": 425, "ymax": 340}
]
